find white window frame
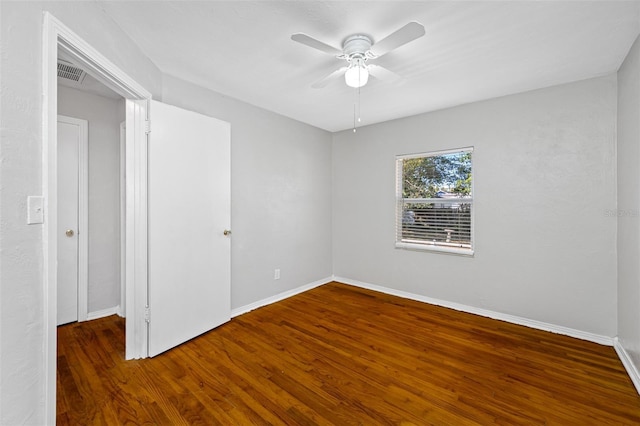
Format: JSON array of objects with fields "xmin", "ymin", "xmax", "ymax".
[{"xmin": 395, "ymin": 147, "xmax": 474, "ymax": 256}]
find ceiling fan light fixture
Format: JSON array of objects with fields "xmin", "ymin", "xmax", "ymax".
[{"xmin": 345, "ymin": 63, "xmax": 369, "ymax": 88}]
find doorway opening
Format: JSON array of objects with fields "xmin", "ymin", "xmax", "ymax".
[
  {"xmin": 43, "ymin": 12, "xmax": 151, "ymax": 424},
  {"xmin": 56, "ymin": 58, "xmax": 124, "ymax": 325}
]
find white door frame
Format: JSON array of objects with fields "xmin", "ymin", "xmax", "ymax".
[
  {"xmin": 119, "ymin": 121, "xmax": 126, "ymax": 316},
  {"xmin": 42, "ymin": 12, "xmax": 151, "ymax": 424},
  {"xmin": 57, "ymin": 114, "xmax": 89, "ymax": 323}
]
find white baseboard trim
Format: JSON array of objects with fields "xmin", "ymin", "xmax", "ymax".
[
  {"xmin": 334, "ymin": 276, "xmax": 614, "ymax": 346},
  {"xmin": 614, "ymin": 337, "xmax": 640, "ymax": 395},
  {"xmin": 231, "ymin": 276, "xmax": 334, "ymax": 318},
  {"xmin": 86, "ymin": 306, "xmax": 121, "ymax": 321}
]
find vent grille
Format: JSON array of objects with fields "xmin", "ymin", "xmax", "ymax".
[{"xmin": 57, "ymin": 61, "xmax": 86, "ymax": 83}]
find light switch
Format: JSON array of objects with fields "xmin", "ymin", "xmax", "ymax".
[{"xmin": 27, "ymin": 196, "xmax": 44, "ymax": 224}]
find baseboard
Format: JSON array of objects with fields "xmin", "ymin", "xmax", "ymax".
[
  {"xmin": 86, "ymin": 306, "xmax": 121, "ymax": 321},
  {"xmin": 334, "ymin": 276, "xmax": 614, "ymax": 346},
  {"xmin": 231, "ymin": 276, "xmax": 334, "ymax": 318},
  {"xmin": 614, "ymin": 338, "xmax": 640, "ymax": 395}
]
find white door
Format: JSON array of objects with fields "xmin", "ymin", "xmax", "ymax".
[
  {"xmin": 148, "ymin": 100, "xmax": 231, "ymax": 357},
  {"xmin": 57, "ymin": 116, "xmax": 88, "ymax": 325}
]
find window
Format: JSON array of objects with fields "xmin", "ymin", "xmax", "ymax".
[{"xmin": 396, "ymin": 148, "xmax": 473, "ymax": 255}]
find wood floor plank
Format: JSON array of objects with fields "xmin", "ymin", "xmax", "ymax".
[{"xmin": 58, "ymin": 282, "xmax": 640, "ymax": 425}]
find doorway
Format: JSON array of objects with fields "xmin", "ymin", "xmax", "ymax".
[
  {"xmin": 43, "ymin": 12, "xmax": 151, "ymax": 423},
  {"xmin": 57, "ymin": 63, "xmax": 126, "ymax": 323}
]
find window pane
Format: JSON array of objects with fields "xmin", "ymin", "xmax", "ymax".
[
  {"xmin": 402, "ymin": 151, "xmax": 472, "ymax": 199},
  {"xmin": 401, "ymin": 201, "xmax": 471, "ymax": 249}
]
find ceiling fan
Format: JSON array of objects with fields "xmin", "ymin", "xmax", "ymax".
[{"xmin": 291, "ymin": 22, "xmax": 425, "ymax": 89}]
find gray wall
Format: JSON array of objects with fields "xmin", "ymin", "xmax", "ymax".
[
  {"xmin": 0, "ymin": 3, "xmax": 161, "ymax": 424},
  {"xmin": 161, "ymin": 75, "xmax": 333, "ymax": 310},
  {"xmin": 618, "ymin": 34, "xmax": 640, "ymax": 377},
  {"xmin": 58, "ymin": 86, "xmax": 123, "ymax": 314},
  {"xmin": 332, "ymin": 75, "xmax": 618, "ymax": 337}
]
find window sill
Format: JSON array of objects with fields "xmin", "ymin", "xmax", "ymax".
[{"xmin": 395, "ymin": 241, "xmax": 474, "ymax": 257}]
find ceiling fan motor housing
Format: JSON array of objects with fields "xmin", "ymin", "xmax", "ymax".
[{"xmin": 342, "ymin": 35, "xmax": 373, "ymax": 59}]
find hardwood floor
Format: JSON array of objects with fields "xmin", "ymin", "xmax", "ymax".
[{"xmin": 57, "ymin": 282, "xmax": 640, "ymax": 425}]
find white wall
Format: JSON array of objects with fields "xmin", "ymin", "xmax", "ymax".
[
  {"xmin": 333, "ymin": 75, "xmax": 618, "ymax": 337},
  {"xmin": 161, "ymin": 75, "xmax": 333, "ymax": 310},
  {"xmin": 58, "ymin": 86, "xmax": 123, "ymax": 314},
  {"xmin": 617, "ymin": 34, "xmax": 640, "ymax": 381},
  {"xmin": 0, "ymin": 3, "xmax": 161, "ymax": 424}
]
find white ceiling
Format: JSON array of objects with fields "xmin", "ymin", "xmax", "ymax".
[{"xmin": 99, "ymin": 1, "xmax": 640, "ymax": 132}]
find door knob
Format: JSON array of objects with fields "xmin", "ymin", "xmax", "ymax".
[
  {"xmin": 223, "ymin": 229, "xmax": 231, "ymax": 236},
  {"xmin": 65, "ymin": 229, "xmax": 75, "ymax": 237}
]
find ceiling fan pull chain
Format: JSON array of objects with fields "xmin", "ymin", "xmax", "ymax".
[
  {"xmin": 353, "ymin": 85, "xmax": 363, "ymax": 133},
  {"xmin": 352, "ymin": 85, "xmax": 357, "ymax": 132},
  {"xmin": 353, "ymin": 102, "xmax": 357, "ymax": 133},
  {"xmin": 358, "ymin": 85, "xmax": 362, "ymax": 123}
]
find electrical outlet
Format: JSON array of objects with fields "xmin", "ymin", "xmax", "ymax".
[{"xmin": 274, "ymin": 269, "xmax": 280, "ymax": 280}]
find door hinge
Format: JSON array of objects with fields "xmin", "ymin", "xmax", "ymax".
[
  {"xmin": 144, "ymin": 306, "xmax": 150, "ymax": 323},
  {"xmin": 145, "ymin": 120, "xmax": 151, "ymax": 134}
]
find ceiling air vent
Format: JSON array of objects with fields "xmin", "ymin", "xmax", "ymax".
[{"xmin": 57, "ymin": 60, "xmax": 86, "ymax": 83}]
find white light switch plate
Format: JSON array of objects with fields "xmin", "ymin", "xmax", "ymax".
[{"xmin": 27, "ymin": 196, "xmax": 44, "ymax": 224}]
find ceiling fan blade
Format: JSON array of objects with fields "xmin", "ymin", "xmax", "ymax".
[
  {"xmin": 311, "ymin": 67, "xmax": 348, "ymax": 89},
  {"xmin": 369, "ymin": 22, "xmax": 425, "ymax": 58},
  {"xmin": 368, "ymin": 64, "xmax": 403, "ymax": 83},
  {"xmin": 291, "ymin": 33, "xmax": 343, "ymax": 56}
]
